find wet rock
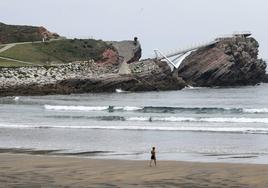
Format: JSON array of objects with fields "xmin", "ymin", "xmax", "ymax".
[{"xmin": 263, "ymin": 74, "xmax": 268, "ymax": 83}]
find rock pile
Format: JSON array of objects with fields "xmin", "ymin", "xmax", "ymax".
[{"xmin": 0, "ymin": 59, "xmax": 185, "ymax": 96}]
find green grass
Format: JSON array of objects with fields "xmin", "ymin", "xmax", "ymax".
[
  {"xmin": 0, "ymin": 39, "xmax": 111, "ymax": 66},
  {"xmin": 0, "ymin": 59, "xmax": 29, "ymax": 67},
  {"xmin": 0, "ymin": 43, "xmax": 56, "ymax": 64}
]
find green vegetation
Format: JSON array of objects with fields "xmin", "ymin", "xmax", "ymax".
[
  {"xmin": 0, "ymin": 39, "xmax": 111, "ymax": 66},
  {"xmin": 0, "ymin": 43, "xmax": 50, "ymax": 65},
  {"xmin": 0, "ymin": 22, "xmax": 44, "ymax": 44},
  {"xmin": 0, "ymin": 59, "xmax": 29, "ymax": 67}
]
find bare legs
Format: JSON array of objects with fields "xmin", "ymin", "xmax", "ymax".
[{"xmin": 150, "ymin": 159, "xmax": 156, "ymax": 167}]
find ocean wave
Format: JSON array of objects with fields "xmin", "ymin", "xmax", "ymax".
[
  {"xmin": 14, "ymin": 97, "xmax": 20, "ymax": 101},
  {"xmin": 44, "ymin": 105, "xmax": 142, "ymax": 112},
  {"xmin": 45, "ymin": 114, "xmax": 268, "ymax": 124},
  {"xmin": 243, "ymin": 108, "xmax": 268, "ymax": 113},
  {"xmin": 44, "ymin": 105, "xmax": 109, "ymax": 111},
  {"xmin": 127, "ymin": 116, "xmax": 268, "ymax": 124},
  {"xmin": 142, "ymin": 107, "xmax": 237, "ymax": 113},
  {"xmin": 113, "ymin": 106, "xmax": 143, "ymax": 111},
  {"xmin": 1, "ymin": 123, "xmax": 268, "ymax": 134},
  {"xmin": 44, "ymin": 105, "xmax": 268, "ymax": 114},
  {"xmin": 115, "ymin": 88, "xmax": 128, "ymax": 93}
]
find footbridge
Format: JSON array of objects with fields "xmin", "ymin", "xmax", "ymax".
[{"xmin": 154, "ymin": 39, "xmax": 219, "ymax": 71}]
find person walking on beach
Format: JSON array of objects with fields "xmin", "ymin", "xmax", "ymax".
[{"xmin": 150, "ymin": 147, "xmax": 156, "ymax": 167}]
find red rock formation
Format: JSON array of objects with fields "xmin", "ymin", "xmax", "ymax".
[
  {"xmin": 98, "ymin": 48, "xmax": 119, "ymax": 64},
  {"xmin": 38, "ymin": 26, "xmax": 59, "ymax": 40}
]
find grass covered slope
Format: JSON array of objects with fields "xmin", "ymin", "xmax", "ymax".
[
  {"xmin": 0, "ymin": 59, "xmax": 28, "ymax": 67},
  {"xmin": 0, "ymin": 39, "xmax": 112, "ymax": 65}
]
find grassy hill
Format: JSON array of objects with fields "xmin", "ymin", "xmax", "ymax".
[
  {"xmin": 0, "ymin": 59, "xmax": 28, "ymax": 67},
  {"xmin": 0, "ymin": 22, "xmax": 59, "ymax": 44},
  {"xmin": 0, "ymin": 22, "xmax": 115, "ymax": 67},
  {"xmin": 0, "ymin": 39, "xmax": 112, "ymax": 67}
]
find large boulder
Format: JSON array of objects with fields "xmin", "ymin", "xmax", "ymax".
[
  {"xmin": 176, "ymin": 36, "xmax": 266, "ymax": 86},
  {"xmin": 263, "ymin": 74, "xmax": 268, "ymax": 83}
]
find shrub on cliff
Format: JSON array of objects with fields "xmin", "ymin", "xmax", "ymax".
[{"xmin": 0, "ymin": 22, "xmax": 59, "ymax": 44}]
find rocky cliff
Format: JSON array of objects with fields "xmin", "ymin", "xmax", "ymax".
[{"xmin": 176, "ymin": 35, "xmax": 266, "ymax": 86}]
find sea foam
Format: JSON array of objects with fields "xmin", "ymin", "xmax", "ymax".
[
  {"xmin": 44, "ymin": 105, "xmax": 109, "ymax": 111},
  {"xmin": 1, "ymin": 123, "xmax": 268, "ymax": 134},
  {"xmin": 243, "ymin": 108, "xmax": 268, "ymax": 113},
  {"xmin": 44, "ymin": 105, "xmax": 268, "ymax": 114}
]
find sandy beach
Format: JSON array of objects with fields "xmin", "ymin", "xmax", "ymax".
[{"xmin": 0, "ymin": 154, "xmax": 268, "ymax": 187}]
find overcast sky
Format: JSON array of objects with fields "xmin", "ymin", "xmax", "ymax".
[{"xmin": 1, "ymin": 0, "xmax": 267, "ymax": 59}]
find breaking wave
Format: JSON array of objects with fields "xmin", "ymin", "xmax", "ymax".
[
  {"xmin": 44, "ymin": 105, "xmax": 143, "ymax": 112},
  {"xmin": 127, "ymin": 117, "xmax": 268, "ymax": 124},
  {"xmin": 243, "ymin": 108, "xmax": 268, "ymax": 113},
  {"xmin": 43, "ymin": 114, "xmax": 268, "ymax": 124},
  {"xmin": 44, "ymin": 105, "xmax": 268, "ymax": 114},
  {"xmin": 1, "ymin": 122, "xmax": 268, "ymax": 134}
]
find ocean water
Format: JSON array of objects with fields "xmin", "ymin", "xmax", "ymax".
[{"xmin": 0, "ymin": 83, "xmax": 268, "ymax": 164}]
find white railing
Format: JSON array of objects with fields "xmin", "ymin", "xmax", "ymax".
[{"xmin": 155, "ymin": 39, "xmax": 218, "ymax": 60}]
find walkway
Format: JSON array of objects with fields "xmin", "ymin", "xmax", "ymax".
[
  {"xmin": 0, "ymin": 56, "xmax": 42, "ymax": 66},
  {"xmin": 0, "ymin": 44, "xmax": 16, "ymax": 53},
  {"xmin": 0, "ymin": 38, "xmax": 63, "ymax": 66},
  {"xmin": 154, "ymin": 39, "xmax": 219, "ymax": 70}
]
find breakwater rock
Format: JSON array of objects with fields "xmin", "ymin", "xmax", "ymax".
[
  {"xmin": 263, "ymin": 74, "xmax": 268, "ymax": 83},
  {"xmin": 176, "ymin": 36, "xmax": 266, "ymax": 86},
  {"xmin": 0, "ymin": 60, "xmax": 185, "ymax": 96}
]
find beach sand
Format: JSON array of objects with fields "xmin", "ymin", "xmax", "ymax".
[{"xmin": 1, "ymin": 154, "xmax": 268, "ymax": 188}]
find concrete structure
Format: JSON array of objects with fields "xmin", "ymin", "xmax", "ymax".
[{"xmin": 118, "ymin": 61, "xmax": 131, "ymax": 75}]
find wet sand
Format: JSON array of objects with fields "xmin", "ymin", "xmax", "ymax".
[{"xmin": 1, "ymin": 154, "xmax": 268, "ymax": 188}]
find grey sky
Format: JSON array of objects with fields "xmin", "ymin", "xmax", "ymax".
[{"xmin": 1, "ymin": 0, "xmax": 267, "ymax": 59}]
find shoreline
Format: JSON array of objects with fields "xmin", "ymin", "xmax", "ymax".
[
  {"xmin": 1, "ymin": 153, "xmax": 268, "ymax": 187},
  {"xmin": 2, "ymin": 147, "xmax": 268, "ymax": 165}
]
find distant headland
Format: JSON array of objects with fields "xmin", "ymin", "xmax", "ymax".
[{"xmin": 0, "ymin": 22, "xmax": 267, "ymax": 96}]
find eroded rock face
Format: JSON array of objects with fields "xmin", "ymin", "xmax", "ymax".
[
  {"xmin": 176, "ymin": 36, "xmax": 266, "ymax": 86},
  {"xmin": 38, "ymin": 26, "xmax": 59, "ymax": 39}
]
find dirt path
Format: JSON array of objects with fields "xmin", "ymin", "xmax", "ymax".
[
  {"xmin": 0, "ymin": 43, "xmax": 16, "ymax": 53},
  {"xmin": 0, "ymin": 56, "xmax": 42, "ymax": 66}
]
